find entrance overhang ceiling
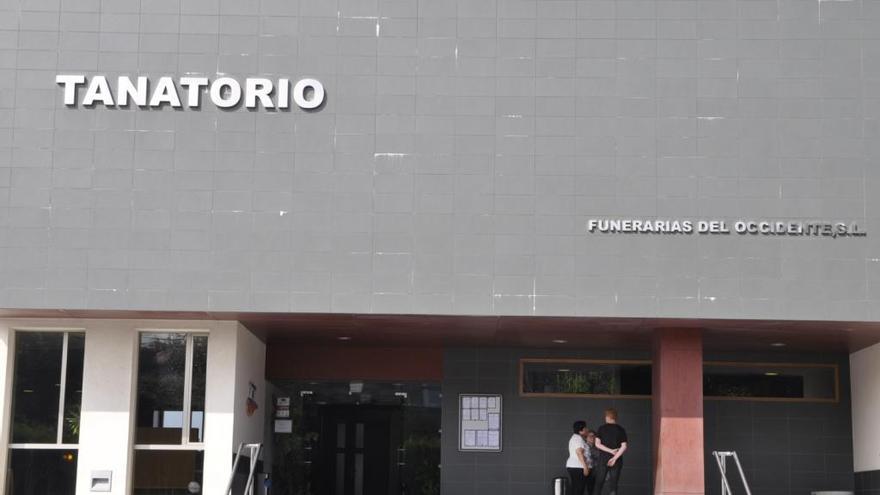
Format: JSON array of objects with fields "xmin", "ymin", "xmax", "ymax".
[{"xmin": 1, "ymin": 308, "xmax": 878, "ymax": 353}]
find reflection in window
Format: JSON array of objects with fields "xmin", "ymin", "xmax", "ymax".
[
  {"xmin": 8, "ymin": 449, "xmax": 78, "ymax": 495},
  {"xmin": 11, "ymin": 333, "xmax": 64, "ymax": 443},
  {"xmin": 520, "ymin": 359, "xmax": 652, "ymax": 397},
  {"xmin": 135, "ymin": 333, "xmax": 187, "ymax": 445},
  {"xmin": 133, "ymin": 450, "xmax": 204, "ymax": 494},
  {"xmin": 704, "ymin": 362, "xmax": 838, "ymax": 401},
  {"xmin": 63, "ymin": 334, "xmax": 85, "ymax": 444},
  {"xmin": 11, "ymin": 332, "xmax": 85, "ymax": 445},
  {"xmin": 135, "ymin": 323, "xmax": 208, "ymax": 495},
  {"xmin": 189, "ymin": 336, "xmax": 208, "ymax": 443}
]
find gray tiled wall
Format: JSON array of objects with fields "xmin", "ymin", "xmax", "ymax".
[
  {"xmin": 704, "ymin": 352, "xmax": 854, "ymax": 495},
  {"xmin": 1, "ymin": 0, "xmax": 878, "ymax": 319},
  {"xmin": 441, "ymin": 348, "xmax": 653, "ymax": 495},
  {"xmin": 442, "ymin": 348, "xmax": 854, "ymax": 495},
  {"xmin": 856, "ymin": 470, "xmax": 880, "ymax": 494}
]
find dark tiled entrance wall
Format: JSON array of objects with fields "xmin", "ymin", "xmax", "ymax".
[
  {"xmin": 856, "ymin": 470, "xmax": 880, "ymax": 494},
  {"xmin": 442, "ymin": 348, "xmax": 855, "ymax": 495},
  {"xmin": 703, "ymin": 352, "xmax": 854, "ymax": 495},
  {"xmin": 441, "ymin": 348, "xmax": 653, "ymax": 495}
]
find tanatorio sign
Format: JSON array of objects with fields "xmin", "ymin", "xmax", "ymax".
[{"xmin": 55, "ymin": 74, "xmax": 325, "ymax": 110}]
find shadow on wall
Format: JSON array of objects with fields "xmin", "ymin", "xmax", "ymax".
[{"xmin": 703, "ymin": 353, "xmax": 854, "ymax": 495}]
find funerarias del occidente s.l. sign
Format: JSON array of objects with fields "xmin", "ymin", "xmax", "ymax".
[{"xmin": 55, "ymin": 74, "xmax": 325, "ymax": 110}]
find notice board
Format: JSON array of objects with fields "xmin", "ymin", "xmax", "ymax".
[{"xmin": 458, "ymin": 394, "xmax": 502, "ymax": 452}]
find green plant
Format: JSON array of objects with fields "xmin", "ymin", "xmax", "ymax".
[
  {"xmin": 704, "ymin": 377, "xmax": 751, "ymax": 397},
  {"xmin": 65, "ymin": 405, "xmax": 80, "ymax": 438},
  {"xmin": 402, "ymin": 433, "xmax": 441, "ymax": 495},
  {"xmin": 271, "ymin": 396, "xmax": 317, "ymax": 495},
  {"xmin": 10, "ymin": 420, "xmax": 56, "ymax": 443},
  {"xmin": 555, "ymin": 370, "xmax": 616, "ymax": 395}
]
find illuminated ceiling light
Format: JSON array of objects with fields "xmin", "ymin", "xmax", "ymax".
[
  {"xmin": 337, "ymin": 336, "xmax": 352, "ymax": 341},
  {"xmin": 765, "ymin": 372, "xmax": 779, "ymax": 376},
  {"xmin": 552, "ymin": 339, "xmax": 568, "ymax": 344},
  {"xmin": 770, "ymin": 342, "xmax": 786, "ymax": 347}
]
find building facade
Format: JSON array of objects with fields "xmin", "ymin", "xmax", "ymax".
[{"xmin": 0, "ymin": 0, "xmax": 879, "ymax": 493}]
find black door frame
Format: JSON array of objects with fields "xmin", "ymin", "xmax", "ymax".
[{"xmin": 318, "ymin": 404, "xmax": 404, "ymax": 495}]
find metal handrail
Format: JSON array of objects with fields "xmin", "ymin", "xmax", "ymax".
[
  {"xmin": 713, "ymin": 451, "xmax": 752, "ymax": 495},
  {"xmin": 225, "ymin": 443, "xmax": 263, "ymax": 495}
]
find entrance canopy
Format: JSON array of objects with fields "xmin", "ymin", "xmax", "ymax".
[{"xmin": 1, "ymin": 308, "xmax": 879, "ymax": 352}]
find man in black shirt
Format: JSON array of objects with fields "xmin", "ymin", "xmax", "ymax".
[{"xmin": 593, "ymin": 408, "xmax": 628, "ymax": 495}]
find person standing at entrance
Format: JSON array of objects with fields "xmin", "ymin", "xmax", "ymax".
[
  {"xmin": 566, "ymin": 420, "xmax": 592, "ymax": 495},
  {"xmin": 585, "ymin": 430, "xmax": 600, "ymax": 494},
  {"xmin": 593, "ymin": 408, "xmax": 628, "ymax": 495}
]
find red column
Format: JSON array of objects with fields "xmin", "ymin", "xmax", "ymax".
[{"xmin": 653, "ymin": 328, "xmax": 705, "ymax": 495}]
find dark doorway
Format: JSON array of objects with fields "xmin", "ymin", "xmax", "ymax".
[
  {"xmin": 269, "ymin": 381, "xmax": 441, "ymax": 495},
  {"xmin": 318, "ymin": 405, "xmax": 401, "ymax": 495}
]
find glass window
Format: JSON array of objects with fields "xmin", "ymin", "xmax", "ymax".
[
  {"xmin": 10, "ymin": 332, "xmax": 86, "ymax": 444},
  {"xmin": 11, "ymin": 333, "xmax": 64, "ymax": 443},
  {"xmin": 519, "ymin": 359, "xmax": 839, "ymax": 402},
  {"xmin": 8, "ymin": 331, "xmax": 84, "ymax": 495},
  {"xmin": 520, "ymin": 359, "xmax": 652, "ymax": 397},
  {"xmin": 62, "ymin": 334, "xmax": 85, "ymax": 444},
  {"xmin": 132, "ymin": 450, "xmax": 204, "ymax": 494},
  {"xmin": 8, "ymin": 449, "xmax": 78, "ymax": 495},
  {"xmin": 703, "ymin": 362, "xmax": 838, "ymax": 402},
  {"xmin": 189, "ymin": 335, "xmax": 207, "ymax": 443},
  {"xmin": 135, "ymin": 332, "xmax": 209, "ymax": 446},
  {"xmin": 134, "ymin": 332, "xmax": 208, "ymax": 495},
  {"xmin": 135, "ymin": 333, "xmax": 188, "ymax": 445}
]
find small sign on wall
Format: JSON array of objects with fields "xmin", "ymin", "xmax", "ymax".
[
  {"xmin": 458, "ymin": 394, "xmax": 502, "ymax": 452},
  {"xmin": 275, "ymin": 396, "xmax": 291, "ymax": 418},
  {"xmin": 274, "ymin": 396, "xmax": 293, "ymax": 433},
  {"xmin": 274, "ymin": 420, "xmax": 293, "ymax": 433}
]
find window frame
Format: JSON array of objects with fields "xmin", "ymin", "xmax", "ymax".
[
  {"xmin": 703, "ymin": 361, "xmax": 840, "ymax": 404},
  {"xmin": 8, "ymin": 329, "xmax": 85, "ymax": 450},
  {"xmin": 518, "ymin": 358, "xmax": 653, "ymax": 400},
  {"xmin": 132, "ymin": 331, "xmax": 208, "ymax": 451},
  {"xmin": 519, "ymin": 358, "xmax": 841, "ymax": 403}
]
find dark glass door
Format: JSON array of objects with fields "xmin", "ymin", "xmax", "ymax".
[
  {"xmin": 269, "ymin": 381, "xmax": 441, "ymax": 495},
  {"xmin": 320, "ymin": 405, "xmax": 402, "ymax": 495}
]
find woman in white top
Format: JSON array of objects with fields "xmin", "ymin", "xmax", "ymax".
[{"xmin": 566, "ymin": 420, "xmax": 592, "ymax": 495}]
